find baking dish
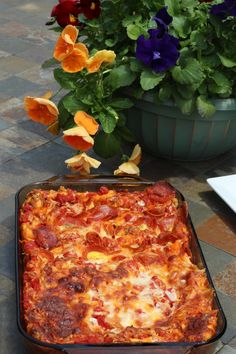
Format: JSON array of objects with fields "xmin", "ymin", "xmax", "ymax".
[{"xmin": 15, "ymin": 175, "xmax": 227, "ymax": 354}]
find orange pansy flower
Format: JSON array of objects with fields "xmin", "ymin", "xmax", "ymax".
[
  {"xmin": 63, "ymin": 126, "xmax": 94, "ymax": 151},
  {"xmin": 62, "ymin": 43, "xmax": 89, "ymax": 73},
  {"xmin": 65, "ymin": 152, "xmax": 101, "ymax": 174},
  {"xmin": 74, "ymin": 111, "xmax": 99, "ymax": 135},
  {"xmin": 54, "ymin": 24, "xmax": 79, "ymax": 61},
  {"xmin": 86, "ymin": 50, "xmax": 116, "ymax": 73},
  {"xmin": 114, "ymin": 144, "xmax": 142, "ymax": 176},
  {"xmin": 24, "ymin": 96, "xmax": 59, "ymax": 126}
]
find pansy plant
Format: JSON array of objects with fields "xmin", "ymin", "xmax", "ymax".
[{"xmin": 24, "ymin": 0, "xmax": 236, "ymax": 175}]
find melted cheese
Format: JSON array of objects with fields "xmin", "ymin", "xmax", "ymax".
[{"xmin": 20, "ymin": 185, "xmax": 218, "ymax": 345}]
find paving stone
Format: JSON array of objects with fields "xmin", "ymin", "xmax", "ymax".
[
  {"xmin": 0, "ymin": 120, "xmax": 11, "ymax": 131},
  {"xmin": 0, "ymin": 56, "xmax": 37, "ymax": 75},
  {"xmin": 217, "ymin": 345, "xmax": 236, "ymax": 354},
  {"xmin": 0, "ymin": 69, "xmax": 11, "ymax": 81},
  {"xmin": 0, "ymin": 274, "xmax": 14, "ymax": 295},
  {"xmin": 214, "ymin": 261, "xmax": 236, "ymax": 300},
  {"xmin": 0, "ymin": 294, "xmax": 8, "ymax": 303},
  {"xmin": 0, "ymin": 50, "xmax": 11, "ymax": 58},
  {"xmin": 0, "ymin": 76, "xmax": 40, "ymax": 98},
  {"xmin": 0, "ymin": 294, "xmax": 27, "ymax": 354},
  {"xmin": 0, "ymin": 196, "xmax": 15, "ymax": 224},
  {"xmin": 18, "ymin": 119, "xmax": 55, "ymax": 140},
  {"xmin": 141, "ymin": 156, "xmax": 193, "ymax": 182},
  {"xmin": 17, "ymin": 45, "xmax": 53, "ymax": 64},
  {"xmin": 0, "ymin": 225, "xmax": 13, "ymax": 248},
  {"xmin": 175, "ymin": 151, "xmax": 233, "ymax": 175},
  {"xmin": 199, "ymin": 189, "xmax": 236, "ymax": 217},
  {"xmin": 0, "ymin": 34, "xmax": 33, "ymax": 55},
  {"xmin": 216, "ymin": 291, "xmax": 236, "ymax": 344},
  {"xmin": 0, "ymin": 21, "xmax": 31, "ymax": 37},
  {"xmin": 197, "ymin": 214, "xmax": 236, "ymax": 257},
  {"xmin": 0, "ymin": 97, "xmax": 22, "ymax": 113},
  {"xmin": 0, "ymin": 239, "xmax": 15, "ymax": 280},
  {"xmin": 16, "ymin": 64, "xmax": 55, "ymax": 86},
  {"xmin": 0, "ymin": 126, "xmax": 47, "ymax": 158},
  {"xmin": 0, "ymin": 142, "xmax": 70, "ymax": 192},
  {"xmin": 187, "ymin": 199, "xmax": 214, "ymax": 227},
  {"xmin": 200, "ymin": 241, "xmax": 235, "ymax": 278},
  {"xmin": 229, "ymin": 336, "xmax": 236, "ymax": 349}
]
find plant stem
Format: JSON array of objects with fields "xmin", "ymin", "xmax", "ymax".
[{"xmin": 51, "ymin": 87, "xmax": 63, "ymax": 99}]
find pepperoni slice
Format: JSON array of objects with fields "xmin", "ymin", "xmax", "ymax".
[
  {"xmin": 34, "ymin": 226, "xmax": 58, "ymax": 249},
  {"xmin": 146, "ymin": 181, "xmax": 175, "ymax": 202},
  {"xmin": 87, "ymin": 204, "xmax": 118, "ymax": 222}
]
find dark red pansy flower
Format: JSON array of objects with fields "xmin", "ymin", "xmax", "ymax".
[
  {"xmin": 77, "ymin": 0, "xmax": 101, "ymax": 20},
  {"xmin": 51, "ymin": 0, "xmax": 82, "ymax": 27}
]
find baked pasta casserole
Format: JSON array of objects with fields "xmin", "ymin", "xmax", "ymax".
[{"xmin": 19, "ymin": 181, "xmax": 218, "ymax": 344}]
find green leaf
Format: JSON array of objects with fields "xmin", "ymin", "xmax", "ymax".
[
  {"xmin": 62, "ymin": 94, "xmax": 87, "ymax": 115},
  {"xmin": 115, "ymin": 125, "xmax": 135, "ymax": 142},
  {"xmin": 158, "ymin": 83, "xmax": 172, "ymax": 101},
  {"xmin": 94, "ymin": 131, "xmax": 121, "ymax": 158},
  {"xmin": 140, "ymin": 70, "xmax": 165, "ymax": 90},
  {"xmin": 105, "ymin": 65, "xmax": 136, "ymax": 91},
  {"xmin": 122, "ymin": 15, "xmax": 142, "ymax": 27},
  {"xmin": 98, "ymin": 111, "xmax": 117, "ymax": 134},
  {"xmin": 105, "ymin": 37, "xmax": 118, "ymax": 47},
  {"xmin": 171, "ymin": 58, "xmax": 204, "ymax": 86},
  {"xmin": 172, "ymin": 16, "xmax": 191, "ymax": 38},
  {"xmin": 201, "ymin": 54, "xmax": 220, "ymax": 68},
  {"xmin": 218, "ymin": 54, "xmax": 236, "ymax": 68},
  {"xmin": 109, "ymin": 98, "xmax": 133, "ymax": 109},
  {"xmin": 127, "ymin": 24, "xmax": 145, "ymax": 40},
  {"xmin": 57, "ymin": 98, "xmax": 72, "ymax": 130},
  {"xmin": 54, "ymin": 68, "xmax": 78, "ymax": 90},
  {"xmin": 130, "ymin": 58, "xmax": 143, "ymax": 72},
  {"xmin": 164, "ymin": 0, "xmax": 180, "ymax": 15},
  {"xmin": 173, "ymin": 93, "xmax": 195, "ymax": 115},
  {"xmin": 196, "ymin": 96, "xmax": 216, "ymax": 118},
  {"xmin": 76, "ymin": 86, "xmax": 96, "ymax": 106},
  {"xmin": 42, "ymin": 57, "xmax": 58, "ymax": 69},
  {"xmin": 117, "ymin": 113, "xmax": 126, "ymax": 127},
  {"xmin": 208, "ymin": 72, "xmax": 231, "ymax": 96},
  {"xmin": 190, "ymin": 31, "xmax": 207, "ymax": 50}
]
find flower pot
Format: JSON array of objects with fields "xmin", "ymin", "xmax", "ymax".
[{"xmin": 125, "ymin": 92, "xmax": 236, "ymax": 161}]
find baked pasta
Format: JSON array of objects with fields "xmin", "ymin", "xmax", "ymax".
[{"xmin": 20, "ymin": 181, "xmax": 218, "ymax": 344}]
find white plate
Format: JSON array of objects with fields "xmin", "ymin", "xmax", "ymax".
[{"xmin": 207, "ymin": 174, "xmax": 236, "ymax": 213}]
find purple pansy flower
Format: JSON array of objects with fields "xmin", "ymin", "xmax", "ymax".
[
  {"xmin": 136, "ymin": 32, "xmax": 180, "ymax": 73},
  {"xmin": 153, "ymin": 6, "xmax": 173, "ymax": 35},
  {"xmin": 210, "ymin": 0, "xmax": 236, "ymax": 18}
]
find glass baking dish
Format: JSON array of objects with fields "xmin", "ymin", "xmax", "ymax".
[{"xmin": 15, "ymin": 175, "xmax": 227, "ymax": 354}]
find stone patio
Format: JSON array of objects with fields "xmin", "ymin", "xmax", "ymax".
[{"xmin": 0, "ymin": 1, "xmax": 236, "ymax": 353}]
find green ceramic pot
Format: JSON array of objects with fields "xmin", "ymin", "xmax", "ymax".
[{"xmin": 125, "ymin": 92, "xmax": 236, "ymax": 161}]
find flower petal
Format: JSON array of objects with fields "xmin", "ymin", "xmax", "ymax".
[
  {"xmin": 24, "ymin": 96, "xmax": 59, "ymax": 126},
  {"xmin": 74, "ymin": 111, "xmax": 99, "ymax": 135},
  {"xmin": 47, "ymin": 121, "xmax": 60, "ymax": 135},
  {"xmin": 129, "ymin": 144, "xmax": 142, "ymax": 165},
  {"xmin": 41, "ymin": 91, "xmax": 53, "ymax": 100},
  {"xmin": 86, "ymin": 50, "xmax": 116, "ymax": 73},
  {"xmin": 65, "ymin": 152, "xmax": 101, "ymax": 174},
  {"xmin": 114, "ymin": 162, "xmax": 140, "ymax": 176},
  {"xmin": 63, "ymin": 126, "xmax": 94, "ymax": 150},
  {"xmin": 62, "ymin": 46, "xmax": 89, "ymax": 73},
  {"xmin": 54, "ymin": 24, "xmax": 79, "ymax": 61}
]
